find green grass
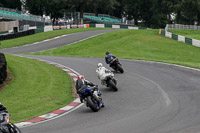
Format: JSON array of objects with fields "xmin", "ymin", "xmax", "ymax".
[
  {"xmin": 0, "ymin": 28, "xmax": 105, "ymax": 49},
  {"xmin": 169, "ymin": 29, "xmax": 200, "ymax": 40},
  {"xmin": 31, "ymin": 29, "xmax": 200, "ymax": 69},
  {"xmin": 0, "ymin": 54, "xmax": 74, "ymax": 123}
]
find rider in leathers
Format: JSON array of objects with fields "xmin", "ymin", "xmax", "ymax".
[
  {"xmin": 105, "ymin": 51, "xmax": 116, "ymax": 67},
  {"xmin": 76, "ymin": 75, "xmax": 95, "ymax": 103},
  {"xmin": 75, "ymin": 75, "xmax": 104, "ymax": 107},
  {"xmin": 96, "ymin": 63, "xmax": 112, "ymax": 86}
]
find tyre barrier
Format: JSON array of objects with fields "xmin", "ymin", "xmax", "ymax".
[
  {"xmin": 0, "ymin": 29, "xmax": 35, "ymax": 41},
  {"xmin": 0, "ymin": 53, "xmax": 7, "ymax": 84}
]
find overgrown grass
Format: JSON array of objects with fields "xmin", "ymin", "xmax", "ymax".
[
  {"xmin": 0, "ymin": 54, "xmax": 73, "ymax": 123},
  {"xmin": 31, "ymin": 29, "xmax": 200, "ymax": 69},
  {"xmin": 1, "ymin": 28, "xmax": 105, "ymax": 49},
  {"xmin": 169, "ymin": 29, "xmax": 200, "ymax": 40}
]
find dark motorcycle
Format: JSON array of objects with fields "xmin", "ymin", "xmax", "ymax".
[
  {"xmin": 79, "ymin": 86, "xmax": 104, "ymax": 112},
  {"xmin": 0, "ymin": 112, "xmax": 21, "ymax": 133},
  {"xmin": 110, "ymin": 58, "xmax": 124, "ymax": 73}
]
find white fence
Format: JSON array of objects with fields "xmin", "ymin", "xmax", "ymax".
[{"xmin": 166, "ymin": 24, "xmax": 200, "ymax": 31}]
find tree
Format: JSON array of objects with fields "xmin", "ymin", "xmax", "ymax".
[{"xmin": 0, "ymin": 0, "xmax": 21, "ymax": 10}]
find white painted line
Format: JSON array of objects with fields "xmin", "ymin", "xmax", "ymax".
[
  {"xmin": 15, "ymin": 122, "xmax": 33, "ymax": 127},
  {"xmin": 59, "ymin": 106, "xmax": 74, "ymax": 111},
  {"xmin": 39, "ymin": 113, "xmax": 58, "ymax": 119},
  {"xmin": 62, "ymin": 69, "xmax": 70, "ymax": 72}
]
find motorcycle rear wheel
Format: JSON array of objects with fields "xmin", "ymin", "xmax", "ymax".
[
  {"xmin": 117, "ymin": 64, "xmax": 124, "ymax": 73},
  {"xmin": 108, "ymin": 79, "xmax": 118, "ymax": 91},
  {"xmin": 87, "ymin": 96, "xmax": 99, "ymax": 112}
]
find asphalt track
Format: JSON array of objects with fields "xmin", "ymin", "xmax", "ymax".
[{"xmin": 1, "ymin": 29, "xmax": 200, "ymax": 133}]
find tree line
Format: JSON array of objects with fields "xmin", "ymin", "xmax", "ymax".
[{"xmin": 1, "ymin": 0, "xmax": 200, "ymax": 28}]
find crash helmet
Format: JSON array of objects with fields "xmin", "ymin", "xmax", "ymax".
[
  {"xmin": 97, "ymin": 63, "xmax": 103, "ymax": 68},
  {"xmin": 106, "ymin": 51, "xmax": 110, "ymax": 55},
  {"xmin": 0, "ymin": 103, "xmax": 5, "ymax": 110},
  {"xmin": 77, "ymin": 75, "xmax": 84, "ymax": 80}
]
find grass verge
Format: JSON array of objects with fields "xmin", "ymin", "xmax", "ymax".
[
  {"xmin": 31, "ymin": 29, "xmax": 200, "ymax": 69},
  {"xmin": 169, "ymin": 29, "xmax": 200, "ymax": 40},
  {"xmin": 1, "ymin": 28, "xmax": 105, "ymax": 49},
  {"xmin": 0, "ymin": 54, "xmax": 74, "ymax": 123}
]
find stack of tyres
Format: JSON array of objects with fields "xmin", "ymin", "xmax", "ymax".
[{"xmin": 0, "ymin": 53, "xmax": 7, "ymax": 84}]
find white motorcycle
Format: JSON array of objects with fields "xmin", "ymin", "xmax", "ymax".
[{"xmin": 97, "ymin": 66, "xmax": 118, "ymax": 91}]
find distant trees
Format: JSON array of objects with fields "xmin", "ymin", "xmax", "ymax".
[
  {"xmin": 1, "ymin": 0, "xmax": 200, "ymax": 27},
  {"xmin": 0, "ymin": 0, "xmax": 21, "ymax": 10}
]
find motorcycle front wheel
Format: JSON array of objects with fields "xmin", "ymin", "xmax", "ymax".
[{"xmin": 87, "ymin": 96, "xmax": 99, "ymax": 112}]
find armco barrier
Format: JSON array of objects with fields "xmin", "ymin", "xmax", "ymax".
[
  {"xmin": 112, "ymin": 25, "xmax": 120, "ymax": 28},
  {"xmin": 44, "ymin": 26, "xmax": 53, "ymax": 32},
  {"xmin": 172, "ymin": 33, "xmax": 178, "ymax": 40},
  {"xmin": 105, "ymin": 24, "xmax": 112, "ymax": 28},
  {"xmin": 185, "ymin": 37, "xmax": 192, "ymax": 45},
  {"xmin": 178, "ymin": 35, "xmax": 185, "ymax": 43},
  {"xmin": 159, "ymin": 29, "xmax": 200, "ymax": 48}
]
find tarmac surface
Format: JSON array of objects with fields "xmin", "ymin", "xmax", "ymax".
[{"xmin": 1, "ymin": 29, "xmax": 200, "ymax": 133}]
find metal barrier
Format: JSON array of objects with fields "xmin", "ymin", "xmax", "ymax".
[{"xmin": 165, "ymin": 24, "xmax": 200, "ymax": 31}]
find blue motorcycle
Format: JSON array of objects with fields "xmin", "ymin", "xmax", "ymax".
[
  {"xmin": 0, "ymin": 112, "xmax": 21, "ymax": 133},
  {"xmin": 79, "ymin": 86, "xmax": 104, "ymax": 112}
]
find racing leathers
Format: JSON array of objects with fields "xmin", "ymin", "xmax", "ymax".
[
  {"xmin": 75, "ymin": 78, "xmax": 95, "ymax": 102},
  {"xmin": 96, "ymin": 66, "xmax": 112, "ymax": 86},
  {"xmin": 105, "ymin": 54, "xmax": 116, "ymax": 66}
]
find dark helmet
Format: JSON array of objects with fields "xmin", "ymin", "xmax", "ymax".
[
  {"xmin": 106, "ymin": 51, "xmax": 110, "ymax": 55},
  {"xmin": 0, "ymin": 103, "xmax": 6, "ymax": 111}
]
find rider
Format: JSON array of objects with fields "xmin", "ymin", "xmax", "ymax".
[
  {"xmin": 96, "ymin": 63, "xmax": 112, "ymax": 86},
  {"xmin": 105, "ymin": 51, "xmax": 116, "ymax": 66},
  {"xmin": 0, "ymin": 103, "xmax": 7, "ymax": 112},
  {"xmin": 75, "ymin": 75, "xmax": 95, "ymax": 102},
  {"xmin": 75, "ymin": 75, "xmax": 104, "ymax": 107}
]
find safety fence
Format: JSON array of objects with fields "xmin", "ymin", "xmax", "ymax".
[
  {"xmin": 0, "ymin": 53, "xmax": 7, "ymax": 84},
  {"xmin": 0, "ymin": 23, "xmax": 146, "ymax": 41},
  {"xmin": 159, "ymin": 29, "xmax": 200, "ymax": 47},
  {"xmin": 51, "ymin": 24, "xmax": 145, "ymax": 30},
  {"xmin": 165, "ymin": 24, "xmax": 200, "ymax": 31}
]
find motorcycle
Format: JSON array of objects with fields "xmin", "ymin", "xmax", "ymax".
[
  {"xmin": 79, "ymin": 86, "xmax": 104, "ymax": 112},
  {"xmin": 110, "ymin": 58, "xmax": 124, "ymax": 73},
  {"xmin": 98, "ymin": 70, "xmax": 118, "ymax": 91},
  {"xmin": 0, "ymin": 112, "xmax": 21, "ymax": 133}
]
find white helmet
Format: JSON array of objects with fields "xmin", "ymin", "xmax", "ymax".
[{"xmin": 97, "ymin": 63, "xmax": 103, "ymax": 68}]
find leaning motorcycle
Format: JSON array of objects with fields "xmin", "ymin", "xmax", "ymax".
[
  {"xmin": 0, "ymin": 112, "xmax": 21, "ymax": 133},
  {"xmin": 110, "ymin": 58, "xmax": 124, "ymax": 73},
  {"xmin": 79, "ymin": 86, "xmax": 104, "ymax": 112},
  {"xmin": 99, "ymin": 70, "xmax": 118, "ymax": 91}
]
